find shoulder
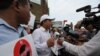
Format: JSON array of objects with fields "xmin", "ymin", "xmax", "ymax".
[
  {"xmin": 32, "ymin": 28, "xmax": 42, "ymax": 35},
  {"xmin": 0, "ymin": 24, "xmax": 9, "ymax": 32},
  {"xmin": 32, "ymin": 28, "xmax": 42, "ymax": 38},
  {"xmin": 34, "ymin": 28, "xmax": 41, "ymax": 33}
]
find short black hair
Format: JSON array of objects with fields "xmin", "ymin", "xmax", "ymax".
[
  {"xmin": 0, "ymin": 0, "xmax": 29, "ymax": 10},
  {"xmin": 0, "ymin": 0, "xmax": 13, "ymax": 10},
  {"xmin": 18, "ymin": 0, "xmax": 30, "ymax": 5},
  {"xmin": 40, "ymin": 19, "xmax": 52, "ymax": 26}
]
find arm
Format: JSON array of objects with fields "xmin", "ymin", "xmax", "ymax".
[{"xmin": 59, "ymin": 31, "xmax": 100, "ymax": 56}]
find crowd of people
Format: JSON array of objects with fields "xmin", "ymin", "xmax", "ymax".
[{"xmin": 0, "ymin": 0, "xmax": 100, "ymax": 56}]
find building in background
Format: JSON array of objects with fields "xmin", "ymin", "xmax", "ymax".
[
  {"xmin": 53, "ymin": 21, "xmax": 64, "ymax": 29},
  {"xmin": 30, "ymin": 0, "xmax": 49, "ymax": 22}
]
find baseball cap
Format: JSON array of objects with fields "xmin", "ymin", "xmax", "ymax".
[{"xmin": 40, "ymin": 14, "xmax": 54, "ymax": 23}]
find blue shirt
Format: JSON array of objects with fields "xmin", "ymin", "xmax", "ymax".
[{"xmin": 0, "ymin": 19, "xmax": 28, "ymax": 45}]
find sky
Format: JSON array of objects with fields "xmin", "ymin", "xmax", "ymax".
[{"xmin": 48, "ymin": 0, "xmax": 100, "ymax": 25}]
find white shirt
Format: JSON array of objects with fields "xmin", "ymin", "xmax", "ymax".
[
  {"xmin": 63, "ymin": 31, "xmax": 100, "ymax": 56},
  {"xmin": 32, "ymin": 27, "xmax": 52, "ymax": 56}
]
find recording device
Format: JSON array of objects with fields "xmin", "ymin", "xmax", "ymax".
[
  {"xmin": 76, "ymin": 4, "xmax": 100, "ymax": 32},
  {"xmin": 54, "ymin": 32, "xmax": 61, "ymax": 39},
  {"xmin": 63, "ymin": 25, "xmax": 79, "ymax": 40}
]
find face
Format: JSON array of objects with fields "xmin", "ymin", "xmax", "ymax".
[
  {"xmin": 16, "ymin": 0, "xmax": 30, "ymax": 24},
  {"xmin": 44, "ymin": 19, "xmax": 52, "ymax": 29},
  {"xmin": 85, "ymin": 24, "xmax": 94, "ymax": 31}
]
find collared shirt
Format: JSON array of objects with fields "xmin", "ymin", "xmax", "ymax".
[
  {"xmin": 63, "ymin": 31, "xmax": 100, "ymax": 56},
  {"xmin": 32, "ymin": 27, "xmax": 52, "ymax": 56},
  {"xmin": 0, "ymin": 19, "xmax": 28, "ymax": 45}
]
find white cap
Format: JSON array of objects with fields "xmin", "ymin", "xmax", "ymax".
[{"xmin": 40, "ymin": 14, "xmax": 54, "ymax": 23}]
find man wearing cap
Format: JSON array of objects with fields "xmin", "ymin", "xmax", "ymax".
[{"xmin": 32, "ymin": 14, "xmax": 55, "ymax": 56}]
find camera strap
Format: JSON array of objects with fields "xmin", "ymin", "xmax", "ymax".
[{"xmin": 19, "ymin": 31, "xmax": 24, "ymax": 38}]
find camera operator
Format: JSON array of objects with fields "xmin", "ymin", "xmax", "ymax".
[
  {"xmin": 74, "ymin": 21, "xmax": 89, "ymax": 45},
  {"xmin": 82, "ymin": 20, "xmax": 97, "ymax": 40},
  {"xmin": 57, "ymin": 21, "xmax": 100, "ymax": 56},
  {"xmin": 57, "ymin": 4, "xmax": 100, "ymax": 56},
  {"xmin": 74, "ymin": 20, "xmax": 96, "ymax": 42},
  {"xmin": 63, "ymin": 23, "xmax": 87, "ymax": 45}
]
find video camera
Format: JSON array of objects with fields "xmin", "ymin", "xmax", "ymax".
[
  {"xmin": 76, "ymin": 4, "xmax": 100, "ymax": 31},
  {"xmin": 63, "ymin": 24, "xmax": 79, "ymax": 40}
]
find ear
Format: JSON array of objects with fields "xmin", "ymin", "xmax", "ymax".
[{"xmin": 11, "ymin": 0, "xmax": 21, "ymax": 13}]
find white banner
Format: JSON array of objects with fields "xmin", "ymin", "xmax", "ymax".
[
  {"xmin": 28, "ymin": 12, "xmax": 36, "ymax": 29},
  {"xmin": 53, "ymin": 21, "xmax": 63, "ymax": 28},
  {"xmin": 0, "ymin": 34, "xmax": 38, "ymax": 56}
]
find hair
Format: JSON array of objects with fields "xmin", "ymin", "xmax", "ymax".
[
  {"xmin": 0, "ymin": 0, "xmax": 13, "ymax": 10},
  {"xmin": 40, "ymin": 19, "xmax": 51, "ymax": 26},
  {"xmin": 18, "ymin": 0, "xmax": 29, "ymax": 5},
  {"xmin": 0, "ymin": 0, "xmax": 29, "ymax": 10}
]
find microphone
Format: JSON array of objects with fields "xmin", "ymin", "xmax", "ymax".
[
  {"xmin": 98, "ymin": 4, "xmax": 100, "ymax": 8},
  {"xmin": 54, "ymin": 32, "xmax": 60, "ymax": 39},
  {"xmin": 76, "ymin": 5, "xmax": 91, "ymax": 12}
]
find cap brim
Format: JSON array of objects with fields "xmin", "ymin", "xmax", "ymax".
[{"xmin": 48, "ymin": 18, "xmax": 55, "ymax": 21}]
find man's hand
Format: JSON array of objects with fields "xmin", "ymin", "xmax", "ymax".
[
  {"xmin": 47, "ymin": 38, "xmax": 55, "ymax": 48},
  {"xmin": 57, "ymin": 39, "xmax": 63, "ymax": 46}
]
